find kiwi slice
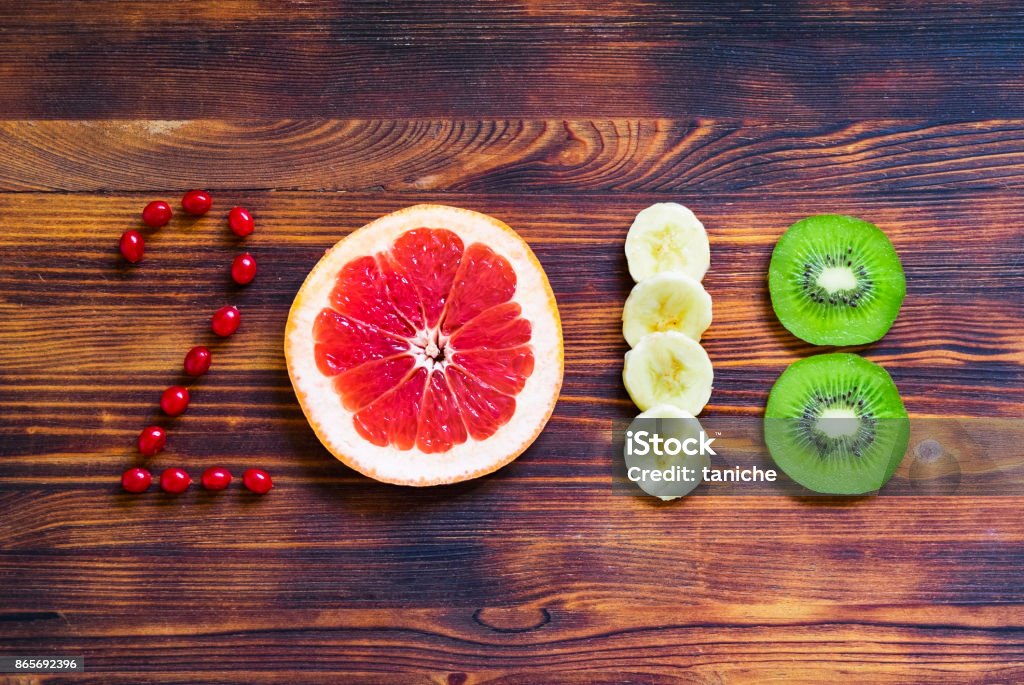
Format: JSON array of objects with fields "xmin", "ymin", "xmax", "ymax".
[
  {"xmin": 769, "ymin": 214, "xmax": 905, "ymax": 345},
  {"xmin": 764, "ymin": 353, "xmax": 909, "ymax": 494}
]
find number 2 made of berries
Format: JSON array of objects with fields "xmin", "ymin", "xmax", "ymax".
[{"xmin": 118, "ymin": 190, "xmax": 272, "ymax": 496}]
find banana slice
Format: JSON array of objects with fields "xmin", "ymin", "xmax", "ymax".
[
  {"xmin": 624, "ymin": 404, "xmax": 709, "ymax": 500},
  {"xmin": 624, "ymin": 203, "xmax": 710, "ymax": 282},
  {"xmin": 623, "ymin": 331, "xmax": 713, "ymax": 414},
  {"xmin": 622, "ymin": 272, "xmax": 712, "ymax": 347}
]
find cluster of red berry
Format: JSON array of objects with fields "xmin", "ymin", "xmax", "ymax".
[
  {"xmin": 122, "ymin": 465, "xmax": 272, "ymax": 495},
  {"xmin": 118, "ymin": 190, "xmax": 272, "ymax": 495}
]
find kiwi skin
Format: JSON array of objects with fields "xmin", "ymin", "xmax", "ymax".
[
  {"xmin": 764, "ymin": 353, "xmax": 909, "ymax": 495},
  {"xmin": 769, "ymin": 214, "xmax": 905, "ymax": 346}
]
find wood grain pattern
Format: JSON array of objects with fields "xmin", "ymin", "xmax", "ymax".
[
  {"xmin": 7, "ymin": 119, "xmax": 1024, "ymax": 193},
  {"xmin": 2, "ymin": 3, "xmax": 1024, "ymax": 683}
]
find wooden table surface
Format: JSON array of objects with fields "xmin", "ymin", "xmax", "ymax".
[{"xmin": 2, "ymin": 3, "xmax": 1024, "ymax": 683}]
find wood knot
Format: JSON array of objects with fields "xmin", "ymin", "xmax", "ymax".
[
  {"xmin": 555, "ymin": 139, "xmax": 589, "ymax": 165},
  {"xmin": 472, "ymin": 606, "xmax": 551, "ymax": 633}
]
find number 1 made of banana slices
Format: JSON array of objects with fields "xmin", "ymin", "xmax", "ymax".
[{"xmin": 622, "ymin": 203, "xmax": 713, "ymax": 416}]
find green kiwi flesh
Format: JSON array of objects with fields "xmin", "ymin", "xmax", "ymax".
[
  {"xmin": 769, "ymin": 214, "xmax": 905, "ymax": 345},
  {"xmin": 764, "ymin": 353, "xmax": 909, "ymax": 494}
]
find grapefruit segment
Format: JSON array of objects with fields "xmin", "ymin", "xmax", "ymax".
[
  {"xmin": 388, "ymin": 228, "xmax": 464, "ymax": 328},
  {"xmin": 417, "ymin": 370, "xmax": 469, "ymax": 453},
  {"xmin": 330, "ymin": 255, "xmax": 415, "ymax": 336},
  {"xmin": 448, "ymin": 302, "xmax": 531, "ymax": 350},
  {"xmin": 379, "ymin": 252, "xmax": 426, "ymax": 330},
  {"xmin": 286, "ymin": 204, "xmax": 563, "ymax": 486},
  {"xmin": 334, "ymin": 355, "xmax": 417, "ymax": 411},
  {"xmin": 446, "ymin": 366, "xmax": 517, "ymax": 440},
  {"xmin": 312, "ymin": 310, "xmax": 410, "ymax": 376},
  {"xmin": 353, "ymin": 367, "xmax": 428, "ymax": 451},
  {"xmin": 442, "ymin": 243, "xmax": 517, "ymax": 334},
  {"xmin": 452, "ymin": 346, "xmax": 535, "ymax": 396}
]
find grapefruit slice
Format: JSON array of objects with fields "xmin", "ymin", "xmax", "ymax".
[{"xmin": 285, "ymin": 205, "xmax": 563, "ymax": 485}]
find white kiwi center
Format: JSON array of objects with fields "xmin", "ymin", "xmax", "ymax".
[
  {"xmin": 816, "ymin": 266, "xmax": 858, "ymax": 294},
  {"xmin": 815, "ymin": 407, "xmax": 860, "ymax": 438}
]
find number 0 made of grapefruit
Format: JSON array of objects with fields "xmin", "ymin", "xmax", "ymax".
[{"xmin": 285, "ymin": 205, "xmax": 564, "ymax": 485}]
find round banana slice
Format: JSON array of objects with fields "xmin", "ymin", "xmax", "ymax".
[
  {"xmin": 624, "ymin": 404, "xmax": 710, "ymax": 500},
  {"xmin": 623, "ymin": 331, "xmax": 713, "ymax": 414},
  {"xmin": 624, "ymin": 203, "xmax": 710, "ymax": 282},
  {"xmin": 622, "ymin": 272, "xmax": 712, "ymax": 347}
]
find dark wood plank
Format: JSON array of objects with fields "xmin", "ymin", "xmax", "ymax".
[
  {"xmin": 1, "ymin": 3, "xmax": 1024, "ymax": 118},
  {"xmin": 4, "ymin": 1, "xmax": 1024, "ymax": 40},
  {"xmin": 0, "ymin": 190, "xmax": 1020, "ymax": 426},
  {"xmin": 1, "ymin": 187, "xmax": 1022, "ymax": 681},
  {"xmin": 1, "ymin": 600, "xmax": 1023, "ymax": 683},
  {"xmin": 7, "ymin": 119, "xmax": 1024, "ymax": 193}
]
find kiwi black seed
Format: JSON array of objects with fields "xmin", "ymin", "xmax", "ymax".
[
  {"xmin": 764, "ymin": 353, "xmax": 909, "ymax": 495},
  {"xmin": 769, "ymin": 214, "xmax": 905, "ymax": 345}
]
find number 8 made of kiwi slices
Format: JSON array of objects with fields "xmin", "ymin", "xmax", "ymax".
[{"xmin": 768, "ymin": 214, "xmax": 905, "ymax": 345}]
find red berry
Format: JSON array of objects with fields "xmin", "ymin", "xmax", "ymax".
[
  {"xmin": 119, "ymin": 230, "xmax": 145, "ymax": 263},
  {"xmin": 201, "ymin": 466, "xmax": 233, "ymax": 491},
  {"xmin": 230, "ymin": 252, "xmax": 257, "ymax": 285},
  {"xmin": 160, "ymin": 467, "xmax": 191, "ymax": 494},
  {"xmin": 138, "ymin": 425, "xmax": 166, "ymax": 457},
  {"xmin": 227, "ymin": 206, "xmax": 255, "ymax": 237},
  {"xmin": 142, "ymin": 200, "xmax": 172, "ymax": 228},
  {"xmin": 160, "ymin": 386, "xmax": 190, "ymax": 417},
  {"xmin": 242, "ymin": 468, "xmax": 273, "ymax": 494},
  {"xmin": 183, "ymin": 346, "xmax": 212, "ymax": 376},
  {"xmin": 211, "ymin": 305, "xmax": 240, "ymax": 337},
  {"xmin": 182, "ymin": 189, "xmax": 213, "ymax": 216},
  {"xmin": 121, "ymin": 467, "xmax": 152, "ymax": 493}
]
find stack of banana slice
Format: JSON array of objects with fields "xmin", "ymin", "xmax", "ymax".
[{"xmin": 621, "ymin": 203, "xmax": 714, "ymax": 499}]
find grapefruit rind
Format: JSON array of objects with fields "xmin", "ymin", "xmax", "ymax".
[{"xmin": 285, "ymin": 204, "xmax": 564, "ymax": 486}]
